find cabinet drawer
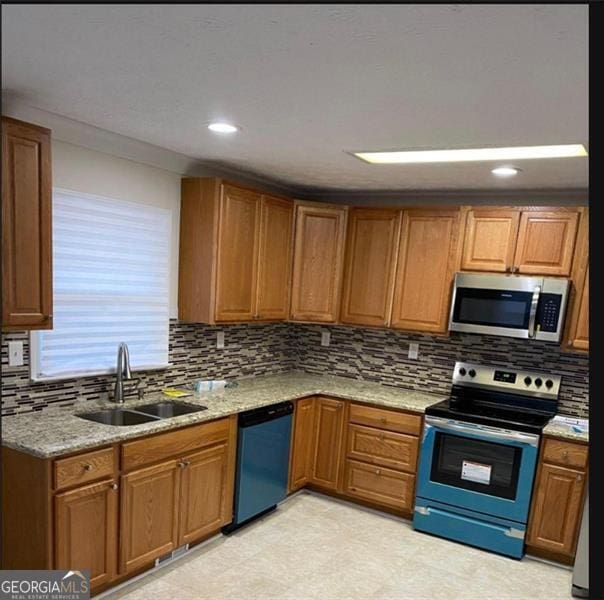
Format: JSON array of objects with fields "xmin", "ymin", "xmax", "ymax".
[
  {"xmin": 347, "ymin": 424, "xmax": 418, "ymax": 472},
  {"xmin": 121, "ymin": 418, "xmax": 231, "ymax": 471},
  {"xmin": 542, "ymin": 438, "xmax": 588, "ymax": 470},
  {"xmin": 349, "ymin": 403, "xmax": 421, "ymax": 436},
  {"xmin": 54, "ymin": 447, "xmax": 115, "ymax": 491},
  {"xmin": 344, "ymin": 459, "xmax": 415, "ymax": 511}
]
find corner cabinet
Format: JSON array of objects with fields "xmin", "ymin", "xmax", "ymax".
[
  {"xmin": 1, "ymin": 116, "xmax": 53, "ymax": 330},
  {"xmin": 178, "ymin": 178, "xmax": 293, "ymax": 323},
  {"xmin": 290, "ymin": 203, "xmax": 348, "ymax": 323},
  {"xmin": 390, "ymin": 208, "xmax": 460, "ymax": 333}
]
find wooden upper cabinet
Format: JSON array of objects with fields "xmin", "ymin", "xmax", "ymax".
[
  {"xmin": 215, "ymin": 185, "xmax": 261, "ymax": 321},
  {"xmin": 514, "ymin": 211, "xmax": 579, "ymax": 276},
  {"xmin": 2, "ymin": 117, "xmax": 53, "ymax": 330},
  {"xmin": 290, "ymin": 203, "xmax": 347, "ymax": 322},
  {"xmin": 390, "ymin": 209, "xmax": 460, "ymax": 333},
  {"xmin": 461, "ymin": 209, "xmax": 520, "ymax": 272},
  {"xmin": 178, "ymin": 178, "xmax": 293, "ymax": 323},
  {"xmin": 310, "ymin": 397, "xmax": 346, "ymax": 490},
  {"xmin": 340, "ymin": 208, "xmax": 401, "ymax": 326},
  {"xmin": 256, "ymin": 195, "xmax": 294, "ymax": 319},
  {"xmin": 55, "ymin": 479, "xmax": 118, "ymax": 590},
  {"xmin": 527, "ymin": 462, "xmax": 586, "ymax": 557}
]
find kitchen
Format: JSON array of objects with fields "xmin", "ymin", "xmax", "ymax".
[{"xmin": 0, "ymin": 4, "xmax": 592, "ymax": 600}]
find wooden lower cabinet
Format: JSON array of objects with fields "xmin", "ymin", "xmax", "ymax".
[
  {"xmin": 178, "ymin": 442, "xmax": 231, "ymax": 545},
  {"xmin": 343, "ymin": 459, "xmax": 415, "ymax": 511},
  {"xmin": 527, "ymin": 462, "xmax": 586, "ymax": 559},
  {"xmin": 120, "ymin": 459, "xmax": 181, "ymax": 573},
  {"xmin": 289, "ymin": 397, "xmax": 316, "ymax": 492},
  {"xmin": 309, "ymin": 397, "xmax": 346, "ymax": 490},
  {"xmin": 55, "ymin": 479, "xmax": 118, "ymax": 590}
]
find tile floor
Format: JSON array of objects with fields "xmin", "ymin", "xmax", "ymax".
[{"xmin": 105, "ymin": 491, "xmax": 573, "ymax": 600}]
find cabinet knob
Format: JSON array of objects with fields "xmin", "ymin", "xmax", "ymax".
[
  {"xmin": 178, "ymin": 461, "xmax": 186, "ymax": 468},
  {"xmin": 380, "ymin": 417, "xmax": 387, "ymax": 424},
  {"xmin": 562, "ymin": 450, "xmax": 569, "ymax": 459},
  {"xmin": 111, "ymin": 483, "xmax": 118, "ymax": 490},
  {"xmin": 577, "ymin": 475, "xmax": 583, "ymax": 482},
  {"xmin": 83, "ymin": 464, "xmax": 93, "ymax": 471},
  {"xmin": 375, "ymin": 469, "xmax": 381, "ymax": 476}
]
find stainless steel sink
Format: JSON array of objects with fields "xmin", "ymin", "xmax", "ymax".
[
  {"xmin": 134, "ymin": 401, "xmax": 208, "ymax": 418},
  {"xmin": 77, "ymin": 408, "xmax": 159, "ymax": 426}
]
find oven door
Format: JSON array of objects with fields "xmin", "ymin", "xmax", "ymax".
[
  {"xmin": 416, "ymin": 416, "xmax": 539, "ymax": 523},
  {"xmin": 448, "ymin": 273, "xmax": 543, "ymax": 339}
]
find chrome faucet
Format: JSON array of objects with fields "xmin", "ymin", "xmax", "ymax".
[{"xmin": 113, "ymin": 342, "xmax": 133, "ymax": 404}]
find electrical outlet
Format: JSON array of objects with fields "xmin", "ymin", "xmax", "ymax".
[
  {"xmin": 216, "ymin": 331, "xmax": 225, "ymax": 349},
  {"xmin": 8, "ymin": 341, "xmax": 24, "ymax": 366},
  {"xmin": 408, "ymin": 343, "xmax": 419, "ymax": 360},
  {"xmin": 321, "ymin": 330, "xmax": 331, "ymax": 347}
]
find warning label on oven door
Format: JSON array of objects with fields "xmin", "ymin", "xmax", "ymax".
[{"xmin": 461, "ymin": 460, "xmax": 492, "ymax": 485}]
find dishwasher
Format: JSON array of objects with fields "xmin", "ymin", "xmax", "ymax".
[{"xmin": 223, "ymin": 401, "xmax": 293, "ymax": 533}]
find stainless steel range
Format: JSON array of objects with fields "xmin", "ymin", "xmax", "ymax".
[{"xmin": 413, "ymin": 361, "xmax": 560, "ymax": 558}]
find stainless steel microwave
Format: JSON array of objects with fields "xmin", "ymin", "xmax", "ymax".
[{"xmin": 449, "ymin": 273, "xmax": 570, "ymax": 342}]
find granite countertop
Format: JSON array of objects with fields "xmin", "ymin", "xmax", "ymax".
[
  {"xmin": 542, "ymin": 421, "xmax": 589, "ymax": 443},
  {"xmin": 1, "ymin": 371, "xmax": 445, "ymax": 459},
  {"xmin": 1, "ymin": 371, "xmax": 587, "ymax": 458}
]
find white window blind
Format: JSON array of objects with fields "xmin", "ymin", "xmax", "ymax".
[{"xmin": 31, "ymin": 188, "xmax": 171, "ymax": 381}]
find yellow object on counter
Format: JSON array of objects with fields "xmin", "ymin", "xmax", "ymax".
[{"xmin": 161, "ymin": 388, "xmax": 193, "ymax": 398}]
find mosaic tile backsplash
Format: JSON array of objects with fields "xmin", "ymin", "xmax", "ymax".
[{"xmin": 1, "ymin": 321, "xmax": 588, "ymax": 417}]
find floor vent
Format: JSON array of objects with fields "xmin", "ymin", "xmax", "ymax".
[{"xmin": 154, "ymin": 544, "xmax": 189, "ymax": 567}]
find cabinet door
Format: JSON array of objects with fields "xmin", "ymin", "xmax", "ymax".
[
  {"xmin": 514, "ymin": 211, "xmax": 579, "ymax": 276},
  {"xmin": 527, "ymin": 463, "xmax": 586, "ymax": 557},
  {"xmin": 290, "ymin": 204, "xmax": 347, "ymax": 322},
  {"xmin": 2, "ymin": 117, "xmax": 52, "ymax": 330},
  {"xmin": 215, "ymin": 184, "xmax": 261, "ymax": 321},
  {"xmin": 310, "ymin": 397, "xmax": 346, "ymax": 490},
  {"xmin": 569, "ymin": 267, "xmax": 589, "ymax": 350},
  {"xmin": 390, "ymin": 209, "xmax": 459, "ymax": 333},
  {"xmin": 343, "ymin": 459, "xmax": 415, "ymax": 511},
  {"xmin": 120, "ymin": 460, "xmax": 180, "ymax": 573},
  {"xmin": 55, "ymin": 479, "xmax": 117, "ymax": 590},
  {"xmin": 178, "ymin": 442, "xmax": 230, "ymax": 546},
  {"xmin": 340, "ymin": 209, "xmax": 401, "ymax": 326},
  {"xmin": 288, "ymin": 397, "xmax": 316, "ymax": 492},
  {"xmin": 461, "ymin": 209, "xmax": 520, "ymax": 272},
  {"xmin": 256, "ymin": 196, "xmax": 294, "ymax": 320}
]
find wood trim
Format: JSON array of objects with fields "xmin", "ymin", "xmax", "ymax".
[
  {"xmin": 1, "ymin": 447, "xmax": 53, "ymax": 569},
  {"xmin": 120, "ymin": 418, "xmax": 231, "ymax": 471}
]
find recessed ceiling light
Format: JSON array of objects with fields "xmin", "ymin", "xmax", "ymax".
[
  {"xmin": 208, "ymin": 122, "xmax": 239, "ymax": 134},
  {"xmin": 353, "ymin": 144, "xmax": 587, "ymax": 164},
  {"xmin": 492, "ymin": 166, "xmax": 521, "ymax": 177}
]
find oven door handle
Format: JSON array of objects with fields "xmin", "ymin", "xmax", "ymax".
[
  {"xmin": 424, "ymin": 416, "xmax": 539, "ymax": 446},
  {"xmin": 528, "ymin": 285, "xmax": 541, "ymax": 338}
]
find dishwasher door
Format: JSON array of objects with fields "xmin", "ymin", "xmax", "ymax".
[{"xmin": 232, "ymin": 407, "xmax": 293, "ymax": 526}]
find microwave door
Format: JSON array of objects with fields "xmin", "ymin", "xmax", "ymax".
[{"xmin": 449, "ymin": 287, "xmax": 535, "ymax": 339}]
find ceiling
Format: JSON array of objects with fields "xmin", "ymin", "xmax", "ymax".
[{"xmin": 1, "ymin": 5, "xmax": 588, "ymax": 193}]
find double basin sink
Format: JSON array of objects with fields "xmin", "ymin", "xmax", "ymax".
[{"xmin": 77, "ymin": 401, "xmax": 208, "ymax": 426}]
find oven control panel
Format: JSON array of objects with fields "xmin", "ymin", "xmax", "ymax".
[{"xmin": 452, "ymin": 362, "xmax": 561, "ymax": 399}]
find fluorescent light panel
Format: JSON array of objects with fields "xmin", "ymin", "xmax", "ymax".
[{"xmin": 354, "ymin": 144, "xmax": 587, "ymax": 164}]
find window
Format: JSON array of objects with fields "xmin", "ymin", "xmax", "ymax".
[{"xmin": 31, "ymin": 188, "xmax": 171, "ymax": 381}]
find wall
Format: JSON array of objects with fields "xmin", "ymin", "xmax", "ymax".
[
  {"xmin": 292, "ymin": 324, "xmax": 589, "ymax": 418},
  {"xmin": 1, "ymin": 323, "xmax": 588, "ymax": 418},
  {"xmin": 1, "ymin": 321, "xmax": 294, "ymax": 415}
]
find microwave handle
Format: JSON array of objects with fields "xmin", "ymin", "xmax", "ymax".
[{"xmin": 528, "ymin": 286, "xmax": 541, "ymax": 338}]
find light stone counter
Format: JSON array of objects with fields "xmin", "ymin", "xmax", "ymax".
[
  {"xmin": 542, "ymin": 420, "xmax": 589, "ymax": 443},
  {"xmin": 1, "ymin": 371, "xmax": 445, "ymax": 459}
]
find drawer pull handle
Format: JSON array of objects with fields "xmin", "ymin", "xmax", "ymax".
[{"xmin": 83, "ymin": 464, "xmax": 93, "ymax": 471}]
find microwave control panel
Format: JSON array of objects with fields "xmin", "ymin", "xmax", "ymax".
[{"xmin": 536, "ymin": 294, "xmax": 563, "ymax": 332}]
